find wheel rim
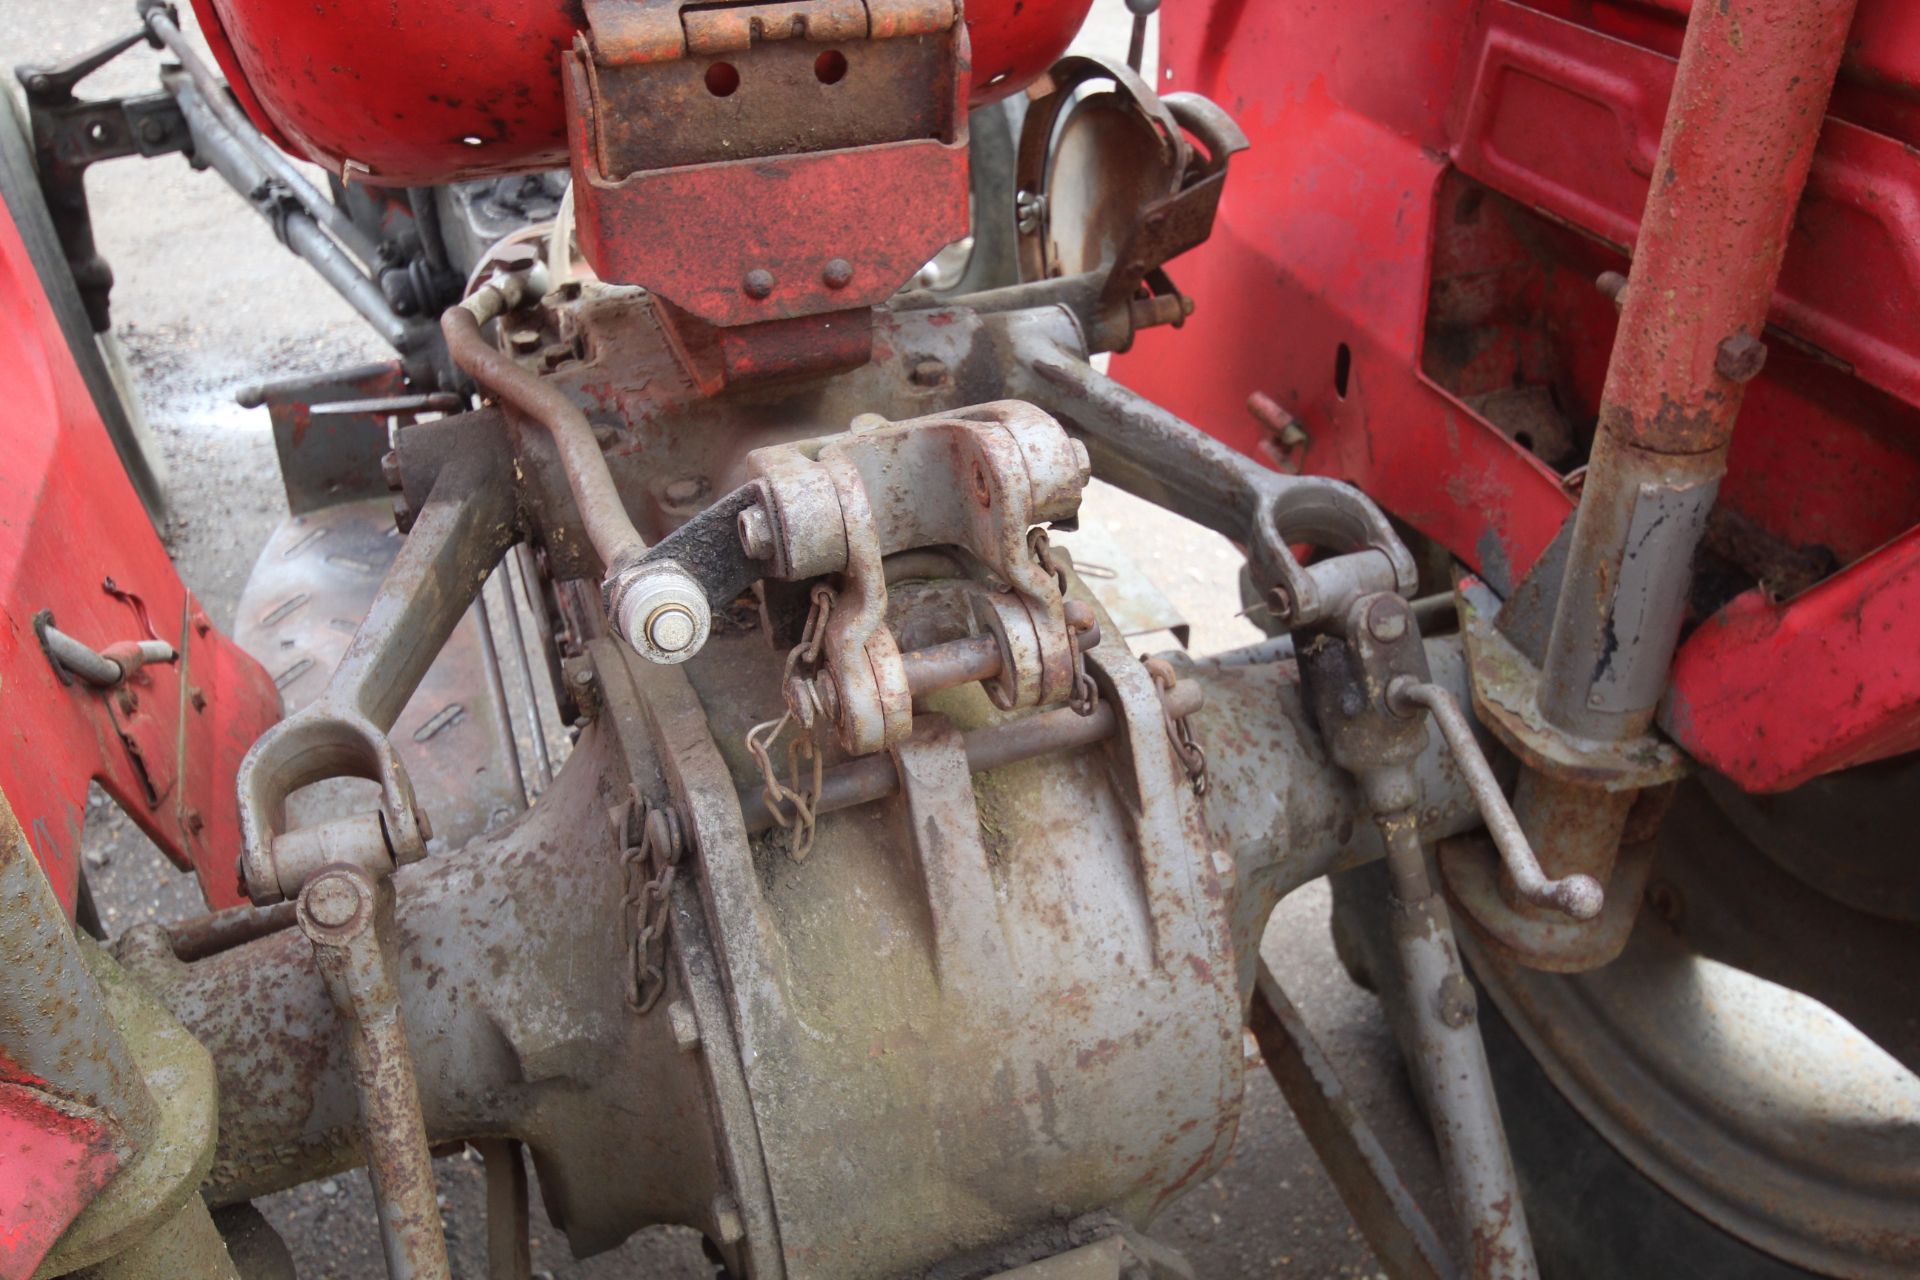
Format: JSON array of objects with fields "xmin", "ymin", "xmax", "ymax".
[{"xmin": 1468, "ymin": 784, "xmax": 1920, "ymax": 1279}]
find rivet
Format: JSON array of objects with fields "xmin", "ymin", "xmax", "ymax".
[
  {"xmin": 822, "ymin": 258, "xmax": 853, "ymax": 289},
  {"xmin": 1366, "ymin": 596, "xmax": 1409, "ymax": 644},
  {"xmin": 743, "ymin": 269, "xmax": 775, "ymax": 300}
]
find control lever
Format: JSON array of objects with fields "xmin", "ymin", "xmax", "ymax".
[
  {"xmin": 1124, "ymin": 0, "xmax": 1160, "ymax": 73},
  {"xmin": 1385, "ymin": 677, "xmax": 1604, "ymax": 922}
]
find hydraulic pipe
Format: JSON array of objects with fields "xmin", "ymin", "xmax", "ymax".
[
  {"xmin": 145, "ymin": 8, "xmax": 382, "ymax": 272},
  {"xmin": 444, "ymin": 287, "xmax": 642, "ymax": 576},
  {"xmin": 1388, "ymin": 678, "xmax": 1602, "ymax": 921},
  {"xmin": 164, "ymin": 74, "xmax": 427, "ymax": 358}
]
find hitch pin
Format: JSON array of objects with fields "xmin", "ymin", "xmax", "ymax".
[{"xmin": 1385, "ymin": 675, "xmax": 1604, "ymax": 922}]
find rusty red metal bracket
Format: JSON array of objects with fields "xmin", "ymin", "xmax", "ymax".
[
  {"xmin": 565, "ymin": 0, "xmax": 971, "ymax": 326},
  {"xmin": 1665, "ymin": 527, "xmax": 1920, "ymax": 792}
]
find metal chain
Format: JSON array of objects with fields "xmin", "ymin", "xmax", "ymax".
[
  {"xmin": 620, "ymin": 794, "xmax": 687, "ymax": 1013},
  {"xmin": 1029, "ymin": 527, "xmax": 1099, "ymax": 717},
  {"xmin": 1145, "ymin": 658, "xmax": 1209, "ymax": 795},
  {"xmin": 782, "ymin": 582, "xmax": 836, "ymax": 727},
  {"xmin": 745, "ymin": 713, "xmax": 825, "ymax": 862},
  {"xmin": 743, "ymin": 585, "xmax": 835, "ymax": 862}
]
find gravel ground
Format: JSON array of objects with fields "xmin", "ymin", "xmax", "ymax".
[{"xmin": 5, "ymin": 3, "xmax": 1449, "ymax": 1275}]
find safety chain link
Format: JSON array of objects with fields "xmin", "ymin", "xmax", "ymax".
[
  {"xmin": 1145, "ymin": 658, "xmax": 1209, "ymax": 796},
  {"xmin": 1028, "ymin": 527, "xmax": 1099, "ymax": 717},
  {"xmin": 620, "ymin": 794, "xmax": 687, "ymax": 1013},
  {"xmin": 745, "ymin": 584, "xmax": 835, "ymax": 862}
]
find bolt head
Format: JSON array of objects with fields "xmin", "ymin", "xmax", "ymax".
[
  {"xmin": 1715, "ymin": 332, "xmax": 1768, "ymax": 383},
  {"xmin": 821, "ymin": 258, "xmax": 853, "ymax": 290},
  {"xmin": 737, "ymin": 504, "xmax": 775, "ymax": 560},
  {"xmin": 910, "ymin": 357, "xmax": 947, "ymax": 387},
  {"xmin": 1366, "ymin": 597, "xmax": 1410, "ymax": 644},
  {"xmin": 743, "ymin": 268, "xmax": 775, "ymax": 300},
  {"xmin": 613, "ymin": 566, "xmax": 711, "ymax": 665},
  {"xmin": 304, "ymin": 873, "xmax": 364, "ymax": 929},
  {"xmin": 646, "ymin": 603, "xmax": 698, "ymax": 654}
]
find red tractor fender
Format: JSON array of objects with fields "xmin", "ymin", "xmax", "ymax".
[{"xmin": 0, "ymin": 201, "xmax": 280, "ymax": 919}]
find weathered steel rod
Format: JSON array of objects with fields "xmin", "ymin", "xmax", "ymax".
[
  {"xmin": 898, "ymin": 603, "xmax": 1099, "ymax": 699},
  {"xmin": 1251, "ymin": 959, "xmax": 1456, "ymax": 1280},
  {"xmin": 739, "ymin": 681, "xmax": 1201, "ymax": 834},
  {"xmin": 1388, "ymin": 678, "xmax": 1601, "ymax": 921},
  {"xmin": 1376, "ymin": 801, "xmax": 1536, "ymax": 1280},
  {"xmin": 299, "ymin": 867, "xmax": 451, "ymax": 1280},
  {"xmin": 166, "ymin": 900, "xmax": 299, "ymax": 962}
]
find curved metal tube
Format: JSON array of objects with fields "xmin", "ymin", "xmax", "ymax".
[
  {"xmin": 441, "ymin": 294, "xmax": 644, "ymax": 576},
  {"xmin": 37, "ymin": 617, "xmax": 173, "ymax": 687},
  {"xmin": 443, "ymin": 288, "xmax": 717, "ymax": 663},
  {"xmin": 1387, "ymin": 676, "xmax": 1604, "ymax": 921}
]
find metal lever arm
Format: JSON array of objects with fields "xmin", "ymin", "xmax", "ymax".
[
  {"xmin": 1386, "ymin": 677, "xmax": 1604, "ymax": 922},
  {"xmin": 299, "ymin": 866, "xmax": 451, "ymax": 1280},
  {"xmin": 236, "ymin": 446, "xmax": 516, "ymax": 903},
  {"xmin": 1004, "ymin": 321, "xmax": 1417, "ymax": 627}
]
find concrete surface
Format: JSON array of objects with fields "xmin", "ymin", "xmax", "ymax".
[{"xmin": 4, "ymin": 2, "xmax": 1449, "ymax": 1275}]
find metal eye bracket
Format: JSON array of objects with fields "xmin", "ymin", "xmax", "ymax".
[
  {"xmin": 236, "ymin": 446, "xmax": 516, "ymax": 905},
  {"xmin": 736, "ymin": 400, "xmax": 1093, "ymax": 756}
]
